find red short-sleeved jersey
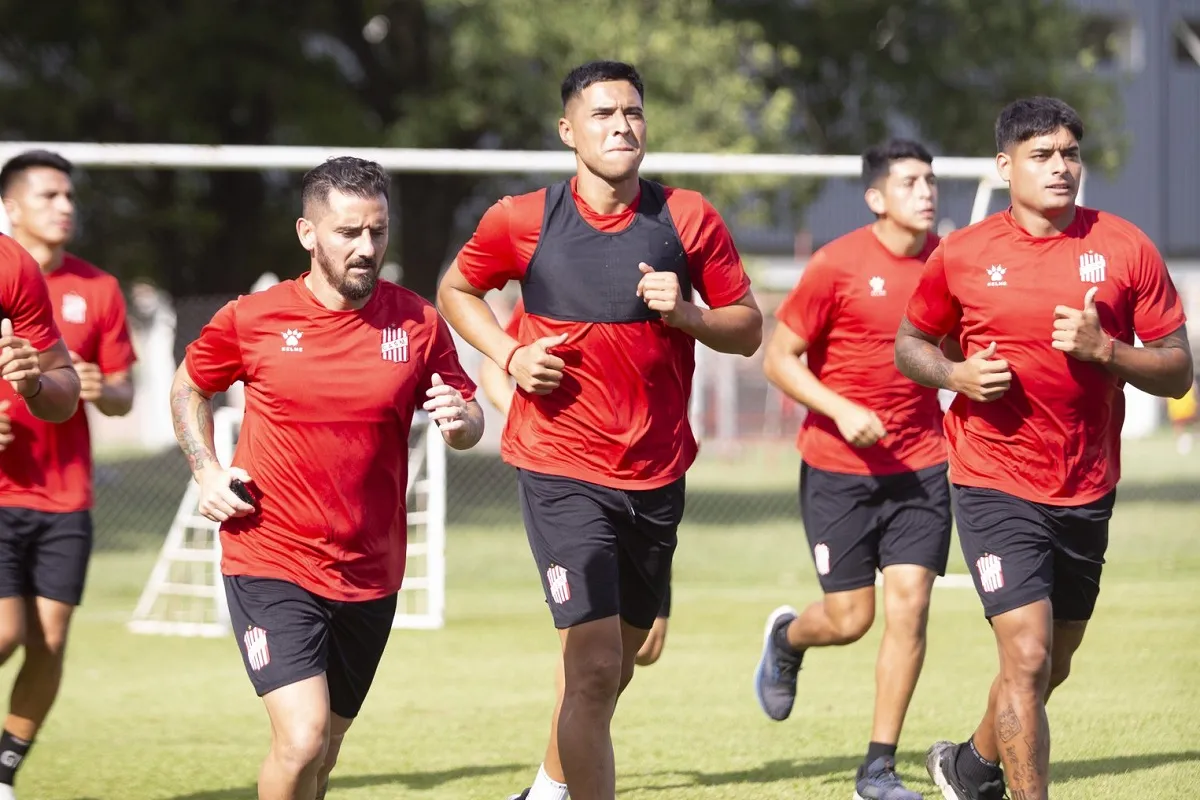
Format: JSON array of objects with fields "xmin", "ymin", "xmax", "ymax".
[
  {"xmin": 906, "ymin": 207, "xmax": 1187, "ymax": 505},
  {"xmin": 0, "ymin": 234, "xmax": 60, "ymax": 352},
  {"xmin": 456, "ymin": 178, "xmax": 752, "ymax": 490},
  {"xmin": 185, "ymin": 276, "xmax": 477, "ymax": 602},
  {"xmin": 0, "ymin": 255, "xmax": 137, "ymax": 512},
  {"xmin": 775, "ymin": 226, "xmax": 945, "ymax": 475}
]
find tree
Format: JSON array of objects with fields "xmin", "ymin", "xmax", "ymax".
[
  {"xmin": 0, "ymin": 0, "xmax": 1120, "ymax": 303},
  {"xmin": 713, "ymin": 0, "xmax": 1124, "ymax": 164}
]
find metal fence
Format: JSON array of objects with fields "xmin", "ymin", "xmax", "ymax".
[{"xmin": 88, "ymin": 286, "xmax": 1200, "ymax": 559}]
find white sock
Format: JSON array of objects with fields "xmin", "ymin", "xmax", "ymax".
[{"xmin": 526, "ymin": 763, "xmax": 569, "ymax": 800}]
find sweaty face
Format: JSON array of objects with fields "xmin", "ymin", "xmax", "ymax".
[
  {"xmin": 560, "ymin": 80, "xmax": 646, "ymax": 182},
  {"xmin": 873, "ymin": 159, "xmax": 938, "ymax": 233},
  {"xmin": 3, "ymin": 167, "xmax": 75, "ymax": 247},
  {"xmin": 307, "ymin": 190, "xmax": 389, "ymax": 302},
  {"xmin": 1000, "ymin": 127, "xmax": 1082, "ymax": 217}
]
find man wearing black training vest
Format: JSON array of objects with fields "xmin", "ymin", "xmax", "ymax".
[{"xmin": 438, "ymin": 60, "xmax": 763, "ymax": 800}]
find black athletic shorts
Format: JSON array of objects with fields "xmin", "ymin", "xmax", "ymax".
[
  {"xmin": 658, "ymin": 574, "xmax": 672, "ymax": 619},
  {"xmin": 517, "ymin": 469, "xmax": 683, "ymax": 631},
  {"xmin": 799, "ymin": 462, "xmax": 952, "ymax": 593},
  {"xmin": 223, "ymin": 575, "xmax": 397, "ymax": 719},
  {"xmin": 952, "ymin": 486, "xmax": 1114, "ymax": 621},
  {"xmin": 0, "ymin": 507, "xmax": 94, "ymax": 606}
]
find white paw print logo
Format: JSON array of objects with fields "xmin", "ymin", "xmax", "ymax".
[
  {"xmin": 868, "ymin": 276, "xmax": 886, "ymax": 297},
  {"xmin": 986, "ymin": 265, "xmax": 1007, "ymax": 287},
  {"xmin": 280, "ymin": 329, "xmax": 304, "ymax": 351}
]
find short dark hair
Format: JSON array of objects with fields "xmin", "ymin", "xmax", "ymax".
[
  {"xmin": 995, "ymin": 97, "xmax": 1085, "ymax": 152},
  {"xmin": 861, "ymin": 139, "xmax": 933, "ymax": 188},
  {"xmin": 561, "ymin": 60, "xmax": 644, "ymax": 108},
  {"xmin": 0, "ymin": 149, "xmax": 74, "ymax": 198},
  {"xmin": 301, "ymin": 156, "xmax": 390, "ymax": 215}
]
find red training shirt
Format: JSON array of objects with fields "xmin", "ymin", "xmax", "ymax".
[
  {"xmin": 0, "ymin": 254, "xmax": 136, "ymax": 512},
  {"xmin": 0, "ymin": 234, "xmax": 60, "ymax": 352},
  {"xmin": 185, "ymin": 276, "xmax": 477, "ymax": 602},
  {"xmin": 906, "ymin": 207, "xmax": 1187, "ymax": 505},
  {"xmin": 776, "ymin": 226, "xmax": 945, "ymax": 475},
  {"xmin": 456, "ymin": 178, "xmax": 752, "ymax": 490}
]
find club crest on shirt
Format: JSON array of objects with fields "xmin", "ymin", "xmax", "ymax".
[
  {"xmin": 61, "ymin": 292, "xmax": 87, "ymax": 324},
  {"xmin": 381, "ymin": 326, "xmax": 409, "ymax": 363},
  {"xmin": 1079, "ymin": 250, "xmax": 1107, "ymax": 283}
]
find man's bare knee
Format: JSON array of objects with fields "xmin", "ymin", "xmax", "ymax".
[
  {"xmin": 317, "ymin": 715, "xmax": 353, "ymax": 785},
  {"xmin": 1046, "ymin": 618, "xmax": 1088, "ymax": 697},
  {"xmin": 272, "ymin": 719, "xmax": 329, "ymax": 775},
  {"xmin": 826, "ymin": 595, "xmax": 875, "ymax": 644},
  {"xmin": 882, "ymin": 569, "xmax": 934, "ymax": 636},
  {"xmin": 1000, "ymin": 629, "xmax": 1052, "ymax": 694},
  {"xmin": 564, "ymin": 641, "xmax": 623, "ymax": 705},
  {"xmin": 0, "ymin": 598, "xmax": 27, "ymax": 664}
]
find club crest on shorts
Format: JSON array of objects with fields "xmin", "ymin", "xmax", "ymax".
[
  {"xmin": 813, "ymin": 543, "xmax": 831, "ymax": 576},
  {"xmin": 243, "ymin": 626, "xmax": 271, "ymax": 671},
  {"xmin": 546, "ymin": 564, "xmax": 571, "ymax": 604},
  {"xmin": 381, "ymin": 326, "xmax": 409, "ymax": 363},
  {"xmin": 975, "ymin": 553, "xmax": 1005, "ymax": 593}
]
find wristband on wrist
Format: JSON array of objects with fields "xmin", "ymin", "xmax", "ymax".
[
  {"xmin": 502, "ymin": 344, "xmax": 521, "ymax": 376},
  {"xmin": 21, "ymin": 376, "xmax": 43, "ymax": 400}
]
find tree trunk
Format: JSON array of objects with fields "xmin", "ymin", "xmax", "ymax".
[{"xmin": 395, "ymin": 173, "xmax": 476, "ymax": 300}]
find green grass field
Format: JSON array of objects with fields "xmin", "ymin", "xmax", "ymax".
[{"xmin": 9, "ymin": 434, "xmax": 1200, "ymax": 799}]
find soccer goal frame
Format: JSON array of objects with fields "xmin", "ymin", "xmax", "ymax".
[{"xmin": 0, "ymin": 141, "xmax": 1082, "ymax": 635}]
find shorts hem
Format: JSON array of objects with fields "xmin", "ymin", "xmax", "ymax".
[
  {"xmin": 982, "ymin": 592, "xmax": 1052, "ymax": 621},
  {"xmin": 250, "ymin": 665, "xmax": 327, "ymax": 699},
  {"xmin": 618, "ymin": 610, "xmax": 659, "ymax": 631},
  {"xmin": 817, "ymin": 575, "xmax": 878, "ymax": 594},
  {"xmin": 551, "ymin": 608, "xmax": 620, "ymax": 630},
  {"xmin": 878, "ymin": 558, "xmax": 948, "ymax": 577}
]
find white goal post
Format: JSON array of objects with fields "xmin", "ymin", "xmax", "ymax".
[{"xmin": 0, "ymin": 141, "xmax": 1072, "ymax": 635}]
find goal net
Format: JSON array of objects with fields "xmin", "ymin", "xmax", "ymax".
[{"xmin": 0, "ymin": 141, "xmax": 1033, "ymax": 636}]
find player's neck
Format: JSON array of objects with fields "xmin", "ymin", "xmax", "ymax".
[
  {"xmin": 1009, "ymin": 202, "xmax": 1076, "ymax": 238},
  {"xmin": 573, "ymin": 169, "xmax": 640, "ymax": 215},
  {"xmin": 871, "ymin": 219, "xmax": 927, "ymax": 258},
  {"xmin": 303, "ymin": 271, "xmax": 371, "ymax": 312},
  {"xmin": 12, "ymin": 233, "xmax": 64, "ymax": 274}
]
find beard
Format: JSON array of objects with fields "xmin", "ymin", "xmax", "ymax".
[{"xmin": 315, "ymin": 242, "xmax": 379, "ymax": 302}]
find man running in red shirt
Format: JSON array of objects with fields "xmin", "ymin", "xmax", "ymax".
[
  {"xmin": 755, "ymin": 139, "xmax": 948, "ymax": 800},
  {"xmin": 896, "ymin": 97, "xmax": 1192, "ymax": 800},
  {"xmin": 172, "ymin": 157, "xmax": 483, "ymax": 800},
  {"xmin": 0, "ymin": 150, "xmax": 136, "ymax": 799},
  {"xmin": 438, "ymin": 60, "xmax": 762, "ymax": 800},
  {"xmin": 0, "ymin": 244, "xmax": 78, "ymax": 427}
]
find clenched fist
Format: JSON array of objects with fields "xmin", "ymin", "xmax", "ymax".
[
  {"xmin": 70, "ymin": 351, "xmax": 105, "ymax": 403},
  {"xmin": 833, "ymin": 402, "xmax": 887, "ymax": 448},
  {"xmin": 197, "ymin": 466, "xmax": 256, "ymax": 523},
  {"xmin": 636, "ymin": 263, "xmax": 693, "ymax": 327},
  {"xmin": 948, "ymin": 341, "xmax": 1012, "ymax": 403},
  {"xmin": 422, "ymin": 373, "xmax": 469, "ymax": 431},
  {"xmin": 0, "ymin": 318, "xmax": 42, "ymax": 399},
  {"xmin": 506, "ymin": 333, "xmax": 569, "ymax": 395}
]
